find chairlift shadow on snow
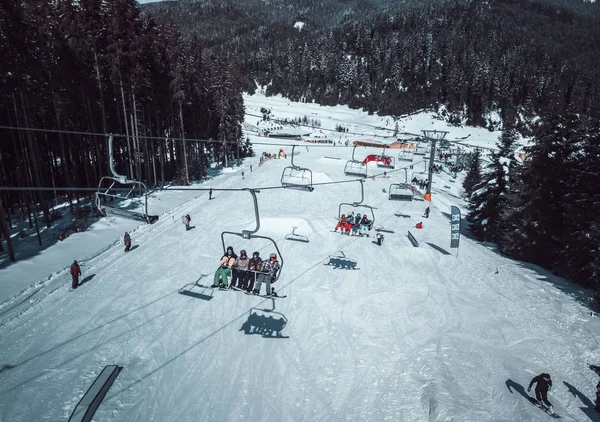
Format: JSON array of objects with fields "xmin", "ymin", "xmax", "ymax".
[
  {"xmin": 563, "ymin": 381, "xmax": 600, "ymax": 422},
  {"xmin": 426, "ymin": 242, "xmax": 451, "ymax": 256},
  {"xmin": 395, "ymin": 212, "xmax": 411, "ymax": 219},
  {"xmin": 324, "ymin": 251, "xmax": 359, "ymax": 270},
  {"xmin": 240, "ymin": 307, "xmax": 289, "ymax": 338},
  {"xmin": 178, "ymin": 275, "xmax": 213, "ymax": 301}
]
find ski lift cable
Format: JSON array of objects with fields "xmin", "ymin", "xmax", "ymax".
[{"xmin": 0, "ymin": 160, "xmax": 426, "ymax": 194}]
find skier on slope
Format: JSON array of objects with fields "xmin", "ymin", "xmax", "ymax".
[
  {"xmin": 70, "ymin": 260, "xmax": 82, "ymax": 290},
  {"xmin": 182, "ymin": 214, "xmax": 191, "ymax": 231},
  {"xmin": 124, "ymin": 232, "xmax": 132, "ymax": 252},
  {"xmin": 528, "ymin": 373, "xmax": 554, "ymax": 412}
]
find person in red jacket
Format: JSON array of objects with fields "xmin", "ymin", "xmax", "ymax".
[{"xmin": 70, "ymin": 260, "xmax": 82, "ymax": 289}]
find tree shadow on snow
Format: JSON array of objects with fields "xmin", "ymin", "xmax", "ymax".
[
  {"xmin": 240, "ymin": 307, "xmax": 289, "ymax": 338},
  {"xmin": 563, "ymin": 381, "xmax": 600, "ymax": 422}
]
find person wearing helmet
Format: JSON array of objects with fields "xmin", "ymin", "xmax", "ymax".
[
  {"xmin": 334, "ymin": 214, "xmax": 347, "ymax": 233},
  {"xmin": 70, "ymin": 260, "xmax": 82, "ymax": 290},
  {"xmin": 253, "ymin": 253, "xmax": 280, "ymax": 296},
  {"xmin": 345, "ymin": 212, "xmax": 354, "ymax": 235},
  {"xmin": 213, "ymin": 246, "xmax": 237, "ymax": 288},
  {"xmin": 359, "ymin": 214, "xmax": 371, "ymax": 237},
  {"xmin": 246, "ymin": 251, "xmax": 263, "ymax": 293},
  {"xmin": 124, "ymin": 232, "xmax": 132, "ymax": 252},
  {"xmin": 352, "ymin": 212, "xmax": 361, "ymax": 236},
  {"xmin": 231, "ymin": 249, "xmax": 250, "ymax": 289}
]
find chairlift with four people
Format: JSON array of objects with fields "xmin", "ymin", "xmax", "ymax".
[{"xmin": 338, "ymin": 179, "xmax": 375, "ymax": 228}]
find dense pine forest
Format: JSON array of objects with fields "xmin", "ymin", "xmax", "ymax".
[
  {"xmin": 0, "ymin": 0, "xmax": 249, "ymax": 239},
  {"xmin": 1, "ymin": 0, "xmax": 599, "ymax": 304}
]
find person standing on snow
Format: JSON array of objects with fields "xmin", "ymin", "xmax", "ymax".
[
  {"xmin": 124, "ymin": 232, "xmax": 132, "ymax": 252},
  {"xmin": 528, "ymin": 373, "xmax": 553, "ymax": 411},
  {"xmin": 70, "ymin": 260, "xmax": 82, "ymax": 289},
  {"xmin": 213, "ymin": 246, "xmax": 237, "ymax": 288},
  {"xmin": 182, "ymin": 214, "xmax": 191, "ymax": 231},
  {"xmin": 425, "ymin": 207, "xmax": 430, "ymax": 218}
]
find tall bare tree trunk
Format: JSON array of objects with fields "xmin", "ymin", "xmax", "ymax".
[
  {"xmin": 119, "ymin": 76, "xmax": 134, "ymax": 178},
  {"xmin": 178, "ymin": 102, "xmax": 189, "ymax": 183},
  {"xmin": 0, "ymin": 198, "xmax": 15, "ymax": 262}
]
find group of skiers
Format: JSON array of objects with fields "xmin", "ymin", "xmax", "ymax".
[
  {"xmin": 334, "ymin": 212, "xmax": 371, "ymax": 236},
  {"xmin": 213, "ymin": 246, "xmax": 281, "ymax": 296}
]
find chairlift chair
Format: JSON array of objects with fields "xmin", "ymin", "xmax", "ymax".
[
  {"xmin": 397, "ymin": 149, "xmax": 414, "ymax": 162},
  {"xmin": 221, "ymin": 189, "xmax": 283, "ymax": 282},
  {"xmin": 95, "ymin": 135, "xmax": 159, "ymax": 224},
  {"xmin": 338, "ymin": 179, "xmax": 375, "ymax": 228},
  {"xmin": 376, "ymin": 148, "xmax": 395, "ymax": 169},
  {"xmin": 280, "ymin": 145, "xmax": 314, "ymax": 192},
  {"xmin": 344, "ymin": 146, "xmax": 367, "ymax": 178},
  {"xmin": 388, "ymin": 183, "xmax": 414, "ymax": 201}
]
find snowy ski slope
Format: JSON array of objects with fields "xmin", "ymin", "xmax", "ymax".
[{"xmin": 0, "ymin": 95, "xmax": 599, "ymax": 421}]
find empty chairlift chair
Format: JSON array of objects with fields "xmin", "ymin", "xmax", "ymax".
[
  {"xmin": 95, "ymin": 135, "xmax": 159, "ymax": 224},
  {"xmin": 281, "ymin": 145, "xmax": 314, "ymax": 192},
  {"xmin": 388, "ymin": 183, "xmax": 414, "ymax": 201},
  {"xmin": 344, "ymin": 146, "xmax": 367, "ymax": 178},
  {"xmin": 376, "ymin": 148, "xmax": 395, "ymax": 169},
  {"xmin": 397, "ymin": 148, "xmax": 414, "ymax": 163}
]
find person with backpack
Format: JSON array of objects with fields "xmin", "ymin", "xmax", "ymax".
[
  {"xmin": 182, "ymin": 214, "xmax": 191, "ymax": 231},
  {"xmin": 253, "ymin": 253, "xmax": 280, "ymax": 297},
  {"xmin": 213, "ymin": 246, "xmax": 237, "ymax": 288},
  {"xmin": 246, "ymin": 251, "xmax": 262, "ymax": 293},
  {"xmin": 70, "ymin": 260, "xmax": 82, "ymax": 290},
  {"xmin": 528, "ymin": 373, "xmax": 553, "ymax": 412},
  {"xmin": 124, "ymin": 232, "xmax": 132, "ymax": 252},
  {"xmin": 231, "ymin": 249, "xmax": 250, "ymax": 289}
]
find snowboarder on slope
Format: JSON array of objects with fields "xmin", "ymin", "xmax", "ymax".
[
  {"xmin": 528, "ymin": 373, "xmax": 553, "ymax": 412},
  {"xmin": 213, "ymin": 246, "xmax": 237, "ymax": 288},
  {"xmin": 124, "ymin": 232, "xmax": 132, "ymax": 252},
  {"xmin": 182, "ymin": 214, "xmax": 191, "ymax": 231},
  {"xmin": 70, "ymin": 260, "xmax": 82, "ymax": 289}
]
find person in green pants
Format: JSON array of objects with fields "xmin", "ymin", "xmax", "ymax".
[{"xmin": 213, "ymin": 246, "xmax": 237, "ymax": 288}]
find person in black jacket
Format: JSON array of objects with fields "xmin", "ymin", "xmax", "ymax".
[
  {"xmin": 246, "ymin": 251, "xmax": 262, "ymax": 293},
  {"xmin": 528, "ymin": 373, "xmax": 553, "ymax": 411}
]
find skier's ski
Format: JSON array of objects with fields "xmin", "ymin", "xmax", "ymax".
[
  {"xmin": 257, "ymin": 294, "xmax": 287, "ymax": 299},
  {"xmin": 528, "ymin": 398, "xmax": 560, "ymax": 418}
]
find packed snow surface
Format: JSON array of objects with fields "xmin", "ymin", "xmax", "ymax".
[{"xmin": 0, "ymin": 93, "xmax": 599, "ymax": 421}]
